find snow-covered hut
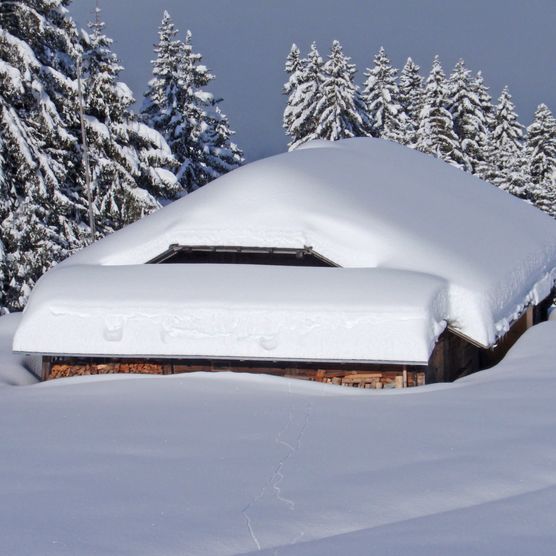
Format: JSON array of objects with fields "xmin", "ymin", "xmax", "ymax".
[{"xmin": 13, "ymin": 138, "xmax": 556, "ymax": 386}]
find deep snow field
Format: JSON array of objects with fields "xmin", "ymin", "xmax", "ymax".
[{"xmin": 1, "ymin": 312, "xmax": 556, "ymax": 555}]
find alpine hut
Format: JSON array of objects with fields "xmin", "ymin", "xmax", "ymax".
[{"xmin": 13, "ymin": 138, "xmax": 556, "ymax": 387}]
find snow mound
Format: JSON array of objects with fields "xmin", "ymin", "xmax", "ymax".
[{"xmin": 0, "ymin": 314, "xmax": 40, "ymax": 386}]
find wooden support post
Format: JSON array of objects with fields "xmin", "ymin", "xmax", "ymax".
[
  {"xmin": 41, "ymin": 356, "xmax": 52, "ymax": 381},
  {"xmin": 526, "ymin": 305, "xmax": 535, "ymax": 329},
  {"xmin": 402, "ymin": 366, "xmax": 408, "ymax": 388}
]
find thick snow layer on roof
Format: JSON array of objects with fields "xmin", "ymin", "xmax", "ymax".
[
  {"xmin": 14, "ymin": 265, "xmax": 448, "ymax": 363},
  {"xmin": 20, "ymin": 138, "xmax": 556, "ymax": 348}
]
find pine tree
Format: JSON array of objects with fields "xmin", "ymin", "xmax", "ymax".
[
  {"xmin": 178, "ymin": 30, "xmax": 243, "ymax": 190},
  {"xmin": 80, "ymin": 5, "xmax": 178, "ymax": 234},
  {"xmin": 142, "ymin": 11, "xmax": 183, "ymax": 136},
  {"xmin": 398, "ymin": 57, "xmax": 424, "ymax": 146},
  {"xmin": 448, "ymin": 60, "xmax": 488, "ymax": 173},
  {"xmin": 283, "ymin": 44, "xmax": 310, "ymax": 148},
  {"xmin": 283, "ymin": 42, "xmax": 324, "ymax": 150},
  {"xmin": 474, "ymin": 71, "xmax": 496, "ymax": 135},
  {"xmin": 283, "ymin": 44, "xmax": 305, "ymax": 139},
  {"xmin": 314, "ymin": 40, "xmax": 368, "ymax": 141},
  {"xmin": 479, "ymin": 86, "xmax": 526, "ymax": 196},
  {"xmin": 143, "ymin": 13, "xmax": 242, "ymax": 192},
  {"xmin": 0, "ymin": 0, "xmax": 88, "ymax": 311},
  {"xmin": 416, "ymin": 56, "xmax": 463, "ymax": 167},
  {"xmin": 0, "ymin": 132, "xmax": 6, "ymax": 314},
  {"xmin": 525, "ymin": 104, "xmax": 556, "ymax": 216},
  {"xmin": 362, "ymin": 47, "xmax": 406, "ymax": 142}
]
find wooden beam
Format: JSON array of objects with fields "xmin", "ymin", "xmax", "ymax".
[
  {"xmin": 41, "ymin": 356, "xmax": 52, "ymax": 381},
  {"xmin": 526, "ymin": 305, "xmax": 535, "ymax": 329}
]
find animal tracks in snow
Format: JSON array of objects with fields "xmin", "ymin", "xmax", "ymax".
[{"xmin": 241, "ymin": 383, "xmax": 313, "ymax": 551}]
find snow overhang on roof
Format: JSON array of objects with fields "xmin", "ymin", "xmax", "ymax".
[
  {"xmin": 14, "ymin": 137, "xmax": 556, "ymax": 356},
  {"xmin": 13, "ymin": 265, "xmax": 448, "ymax": 364}
]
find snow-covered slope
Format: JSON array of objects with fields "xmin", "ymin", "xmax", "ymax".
[
  {"xmin": 0, "ymin": 315, "xmax": 39, "ymax": 386},
  {"xmin": 2, "ymin": 316, "xmax": 556, "ymax": 555},
  {"xmin": 17, "ymin": 138, "xmax": 556, "ymax": 353}
]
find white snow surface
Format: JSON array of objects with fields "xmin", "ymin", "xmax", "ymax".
[
  {"xmin": 3, "ymin": 316, "xmax": 556, "ymax": 555},
  {"xmin": 16, "ymin": 138, "xmax": 556, "ymax": 354},
  {"xmin": 13, "ymin": 265, "xmax": 448, "ymax": 363},
  {"xmin": 0, "ymin": 314, "xmax": 40, "ymax": 386}
]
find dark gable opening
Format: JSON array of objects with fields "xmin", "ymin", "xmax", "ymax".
[{"xmin": 147, "ymin": 245, "xmax": 338, "ymax": 267}]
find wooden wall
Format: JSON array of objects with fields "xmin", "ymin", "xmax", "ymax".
[
  {"xmin": 42, "ymin": 291, "xmax": 555, "ymax": 386},
  {"xmin": 45, "ymin": 357, "xmax": 425, "ymax": 389}
]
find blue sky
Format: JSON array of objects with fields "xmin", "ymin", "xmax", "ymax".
[{"xmin": 71, "ymin": 0, "xmax": 556, "ymax": 161}]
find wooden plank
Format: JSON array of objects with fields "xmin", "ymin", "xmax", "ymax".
[
  {"xmin": 526, "ymin": 305, "xmax": 535, "ymax": 329},
  {"xmin": 41, "ymin": 356, "xmax": 52, "ymax": 381}
]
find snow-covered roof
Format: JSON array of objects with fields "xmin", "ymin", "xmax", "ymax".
[
  {"xmin": 14, "ymin": 265, "xmax": 447, "ymax": 364},
  {"xmin": 14, "ymin": 138, "xmax": 556, "ymax": 359}
]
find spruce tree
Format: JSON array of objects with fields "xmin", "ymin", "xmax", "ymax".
[
  {"xmin": 362, "ymin": 47, "xmax": 406, "ymax": 142},
  {"xmin": 80, "ymin": 6, "xmax": 178, "ymax": 234},
  {"xmin": 143, "ymin": 13, "xmax": 242, "ymax": 192},
  {"xmin": 0, "ymin": 133, "xmax": 5, "ymax": 314},
  {"xmin": 314, "ymin": 40, "xmax": 368, "ymax": 141},
  {"xmin": 474, "ymin": 71, "xmax": 496, "ymax": 135},
  {"xmin": 142, "ymin": 11, "xmax": 182, "ymax": 131},
  {"xmin": 283, "ymin": 42, "xmax": 325, "ymax": 150},
  {"xmin": 398, "ymin": 57, "xmax": 424, "ymax": 146},
  {"xmin": 479, "ymin": 86, "xmax": 526, "ymax": 196},
  {"xmin": 283, "ymin": 44, "xmax": 307, "ymax": 147},
  {"xmin": 526, "ymin": 104, "xmax": 556, "ymax": 216},
  {"xmin": 448, "ymin": 60, "xmax": 488, "ymax": 173},
  {"xmin": 416, "ymin": 56, "xmax": 463, "ymax": 168},
  {"xmin": 178, "ymin": 30, "xmax": 243, "ymax": 190},
  {"xmin": 0, "ymin": 0, "xmax": 88, "ymax": 311}
]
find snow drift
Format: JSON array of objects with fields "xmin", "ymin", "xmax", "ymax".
[{"xmin": 4, "ymin": 315, "xmax": 556, "ymax": 555}]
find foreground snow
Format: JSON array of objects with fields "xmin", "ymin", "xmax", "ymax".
[
  {"xmin": 0, "ymin": 314, "xmax": 39, "ymax": 386},
  {"xmin": 1, "ymin": 315, "xmax": 556, "ymax": 554}
]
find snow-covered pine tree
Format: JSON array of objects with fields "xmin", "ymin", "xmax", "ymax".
[
  {"xmin": 179, "ymin": 30, "xmax": 243, "ymax": 189},
  {"xmin": 143, "ymin": 13, "xmax": 242, "ymax": 192},
  {"xmin": 525, "ymin": 104, "xmax": 556, "ymax": 216},
  {"xmin": 199, "ymin": 103, "xmax": 244, "ymax": 185},
  {"xmin": 314, "ymin": 40, "xmax": 369, "ymax": 141},
  {"xmin": 474, "ymin": 71, "xmax": 496, "ymax": 135},
  {"xmin": 447, "ymin": 60, "xmax": 489, "ymax": 173},
  {"xmin": 283, "ymin": 42, "xmax": 325, "ymax": 150},
  {"xmin": 398, "ymin": 57, "xmax": 424, "ymax": 146},
  {"xmin": 362, "ymin": 47, "xmax": 406, "ymax": 142},
  {"xmin": 142, "ymin": 11, "xmax": 182, "ymax": 139},
  {"xmin": 283, "ymin": 44, "xmax": 307, "ymax": 146},
  {"xmin": 478, "ymin": 86, "xmax": 527, "ymax": 196},
  {"xmin": 0, "ymin": 0, "xmax": 89, "ymax": 311},
  {"xmin": 0, "ymin": 132, "xmax": 5, "ymax": 313},
  {"xmin": 80, "ymin": 5, "xmax": 178, "ymax": 233},
  {"xmin": 416, "ymin": 56, "xmax": 463, "ymax": 168}
]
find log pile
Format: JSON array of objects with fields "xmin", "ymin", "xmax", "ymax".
[
  {"xmin": 49, "ymin": 362, "xmax": 164, "ymax": 380},
  {"xmin": 47, "ymin": 359, "xmax": 426, "ymax": 388},
  {"xmin": 317, "ymin": 371, "xmax": 425, "ymax": 389}
]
